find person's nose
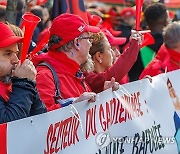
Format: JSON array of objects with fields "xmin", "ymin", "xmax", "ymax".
[
  {"xmin": 89, "ymin": 41, "xmax": 92, "ymax": 47},
  {"xmin": 11, "ymin": 53, "xmax": 19, "ymax": 64}
]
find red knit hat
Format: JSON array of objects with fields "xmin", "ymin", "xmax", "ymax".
[
  {"xmin": 50, "ymin": 13, "xmax": 100, "ymax": 49},
  {"xmin": 0, "ymin": 22, "xmax": 23, "ymax": 48},
  {"xmin": 101, "ymin": 28, "xmax": 126, "ymax": 46}
]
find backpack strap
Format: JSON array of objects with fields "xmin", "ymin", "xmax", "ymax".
[
  {"xmin": 37, "ymin": 62, "xmax": 75, "ymax": 107},
  {"xmin": 38, "ymin": 62, "xmax": 62, "ymax": 104}
]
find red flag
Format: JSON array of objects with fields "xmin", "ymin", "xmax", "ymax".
[
  {"xmin": 52, "ymin": 0, "xmax": 88, "ymax": 23},
  {"xmin": 141, "ymin": 33, "xmax": 155, "ymax": 48}
]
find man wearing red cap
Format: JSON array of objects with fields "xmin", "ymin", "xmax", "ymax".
[
  {"xmin": 33, "ymin": 13, "xmax": 119, "ymax": 111},
  {"xmin": 0, "ymin": 22, "xmax": 46, "ymax": 124},
  {"xmin": 139, "ymin": 21, "xmax": 180, "ymax": 79}
]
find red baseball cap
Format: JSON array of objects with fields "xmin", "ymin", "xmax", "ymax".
[
  {"xmin": 50, "ymin": 13, "xmax": 100, "ymax": 49},
  {"xmin": 0, "ymin": 22, "xmax": 23, "ymax": 48},
  {"xmin": 101, "ymin": 28, "xmax": 126, "ymax": 46},
  {"xmin": 120, "ymin": 7, "xmax": 135, "ymax": 18}
]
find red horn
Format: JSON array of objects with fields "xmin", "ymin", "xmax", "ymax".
[
  {"xmin": 29, "ymin": 30, "xmax": 50, "ymax": 58},
  {"xmin": 135, "ymin": 0, "xmax": 144, "ymax": 30},
  {"xmin": 20, "ymin": 13, "xmax": 41, "ymax": 63}
]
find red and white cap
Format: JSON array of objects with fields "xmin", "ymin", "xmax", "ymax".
[
  {"xmin": 50, "ymin": 13, "xmax": 100, "ymax": 49},
  {"xmin": 101, "ymin": 28, "xmax": 126, "ymax": 46}
]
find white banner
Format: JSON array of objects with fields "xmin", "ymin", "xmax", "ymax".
[{"xmin": 6, "ymin": 70, "xmax": 180, "ymax": 154}]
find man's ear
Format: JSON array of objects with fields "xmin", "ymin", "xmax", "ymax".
[{"xmin": 74, "ymin": 38, "xmax": 80, "ymax": 50}]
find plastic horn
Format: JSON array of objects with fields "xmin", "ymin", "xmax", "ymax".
[
  {"xmin": 20, "ymin": 13, "xmax": 41, "ymax": 63},
  {"xmin": 139, "ymin": 30, "xmax": 151, "ymax": 34},
  {"xmin": 19, "ymin": 12, "xmax": 32, "ymax": 29},
  {"xmin": 141, "ymin": 33, "xmax": 155, "ymax": 48},
  {"xmin": 29, "ymin": 30, "xmax": 50, "ymax": 58},
  {"xmin": 135, "ymin": 0, "xmax": 144, "ymax": 30}
]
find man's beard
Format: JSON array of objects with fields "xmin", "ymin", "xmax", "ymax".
[
  {"xmin": 0, "ymin": 65, "xmax": 16, "ymax": 84},
  {"xmin": 0, "ymin": 73, "xmax": 12, "ymax": 84}
]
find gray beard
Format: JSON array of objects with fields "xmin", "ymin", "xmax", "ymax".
[
  {"xmin": 0, "ymin": 65, "xmax": 16, "ymax": 84},
  {"xmin": 0, "ymin": 74, "xmax": 12, "ymax": 84}
]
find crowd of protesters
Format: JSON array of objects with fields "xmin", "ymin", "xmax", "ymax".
[{"xmin": 0, "ymin": 0, "xmax": 180, "ymax": 124}]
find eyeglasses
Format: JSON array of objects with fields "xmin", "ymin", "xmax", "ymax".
[{"xmin": 78, "ymin": 36, "xmax": 94, "ymax": 43}]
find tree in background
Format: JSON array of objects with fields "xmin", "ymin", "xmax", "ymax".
[{"xmin": 5, "ymin": 0, "xmax": 18, "ymax": 24}]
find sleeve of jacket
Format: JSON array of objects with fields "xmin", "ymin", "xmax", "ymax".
[
  {"xmin": 139, "ymin": 60, "xmax": 163, "ymax": 79},
  {"xmin": 36, "ymin": 66, "xmax": 61, "ymax": 111},
  {"xmin": 85, "ymin": 39, "xmax": 140, "ymax": 93},
  {"xmin": 30, "ymin": 89, "xmax": 47, "ymax": 116},
  {"xmin": 0, "ymin": 78, "xmax": 46, "ymax": 124}
]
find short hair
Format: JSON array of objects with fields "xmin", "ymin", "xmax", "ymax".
[
  {"xmin": 163, "ymin": 21, "xmax": 180, "ymax": 49},
  {"xmin": 30, "ymin": 5, "xmax": 43, "ymax": 19},
  {"xmin": 48, "ymin": 34, "xmax": 74, "ymax": 52},
  {"xmin": 144, "ymin": 3, "xmax": 167, "ymax": 28},
  {"xmin": 5, "ymin": 21, "xmax": 24, "ymax": 58},
  {"xmin": 0, "ymin": 5, "xmax": 6, "ymax": 21}
]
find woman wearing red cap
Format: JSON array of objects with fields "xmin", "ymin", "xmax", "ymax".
[
  {"xmin": 84, "ymin": 30, "xmax": 143, "ymax": 93},
  {"xmin": 0, "ymin": 22, "xmax": 46, "ymax": 124}
]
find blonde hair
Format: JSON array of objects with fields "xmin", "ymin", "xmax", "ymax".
[
  {"xmin": 80, "ymin": 54, "xmax": 94, "ymax": 73},
  {"xmin": 89, "ymin": 32, "xmax": 106, "ymax": 57}
]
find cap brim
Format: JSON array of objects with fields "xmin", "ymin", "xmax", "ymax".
[
  {"xmin": 85, "ymin": 25, "xmax": 100, "ymax": 33},
  {"xmin": 110, "ymin": 37, "xmax": 126, "ymax": 46},
  {"xmin": 0, "ymin": 36, "xmax": 23, "ymax": 48},
  {"xmin": 109, "ymin": 29, "xmax": 122, "ymax": 36}
]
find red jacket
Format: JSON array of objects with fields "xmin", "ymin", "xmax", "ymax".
[
  {"xmin": 139, "ymin": 44, "xmax": 180, "ymax": 79},
  {"xmin": 154, "ymin": 44, "xmax": 168, "ymax": 61},
  {"xmin": 84, "ymin": 39, "xmax": 140, "ymax": 93},
  {"xmin": 33, "ymin": 51, "xmax": 91, "ymax": 111}
]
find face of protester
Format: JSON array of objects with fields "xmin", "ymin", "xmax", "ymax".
[
  {"xmin": 99, "ymin": 38, "xmax": 113, "ymax": 71},
  {"xmin": 124, "ymin": 16, "xmax": 135, "ymax": 27},
  {"xmin": 78, "ymin": 32, "xmax": 92, "ymax": 64},
  {"xmin": 111, "ymin": 45, "xmax": 120, "ymax": 63},
  {"xmin": 0, "ymin": 43, "xmax": 19, "ymax": 83}
]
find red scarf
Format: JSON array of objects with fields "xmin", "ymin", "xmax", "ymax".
[
  {"xmin": 168, "ymin": 48, "xmax": 180, "ymax": 64},
  {"xmin": 32, "ymin": 50, "xmax": 80, "ymax": 76},
  {"xmin": 0, "ymin": 81, "xmax": 11, "ymax": 102}
]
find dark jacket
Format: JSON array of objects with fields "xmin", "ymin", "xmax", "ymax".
[
  {"xmin": 0, "ymin": 77, "xmax": 47, "ymax": 124},
  {"xmin": 128, "ymin": 32, "xmax": 164, "ymax": 81}
]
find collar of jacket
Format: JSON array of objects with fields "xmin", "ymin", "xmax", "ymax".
[
  {"xmin": 47, "ymin": 50, "xmax": 80, "ymax": 76},
  {"xmin": 0, "ymin": 81, "xmax": 11, "ymax": 102},
  {"xmin": 168, "ymin": 48, "xmax": 180, "ymax": 63}
]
